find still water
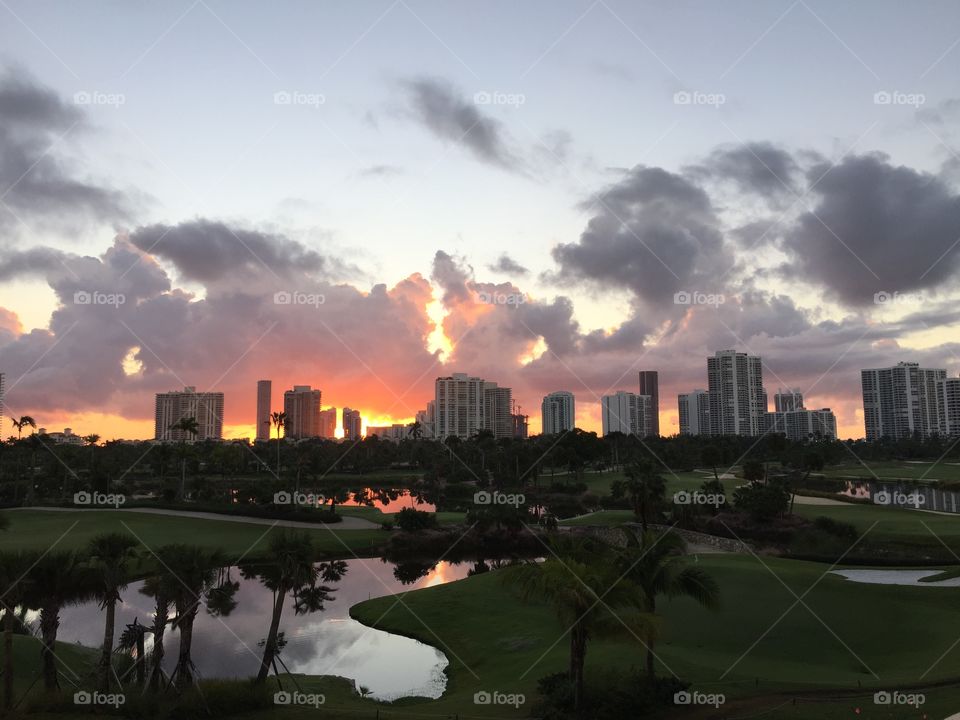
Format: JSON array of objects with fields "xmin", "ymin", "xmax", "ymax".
[{"xmin": 53, "ymin": 558, "xmax": 485, "ymax": 700}]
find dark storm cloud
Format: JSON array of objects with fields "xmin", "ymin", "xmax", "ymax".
[
  {"xmin": 690, "ymin": 142, "xmax": 800, "ymax": 199},
  {"xmin": 0, "ymin": 68, "xmax": 131, "ymax": 230},
  {"xmin": 128, "ymin": 220, "xmax": 332, "ymax": 283},
  {"xmin": 550, "ymin": 165, "xmax": 731, "ymax": 303},
  {"xmin": 487, "ymin": 254, "xmax": 529, "ymax": 276},
  {"xmin": 400, "ymin": 77, "xmax": 521, "ymax": 171},
  {"xmin": 779, "ymin": 153, "xmax": 960, "ymax": 305}
]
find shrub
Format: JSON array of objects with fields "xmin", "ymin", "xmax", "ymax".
[{"xmin": 395, "ymin": 507, "xmax": 438, "ymax": 532}]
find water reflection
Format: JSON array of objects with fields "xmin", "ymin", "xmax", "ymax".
[
  {"xmin": 341, "ymin": 488, "xmax": 436, "ymax": 513},
  {"xmin": 55, "ymin": 558, "xmax": 480, "ymax": 700},
  {"xmin": 841, "ymin": 480, "xmax": 960, "ymax": 513}
]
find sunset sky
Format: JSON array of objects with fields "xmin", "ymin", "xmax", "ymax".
[{"xmin": 1, "ymin": 1, "xmax": 960, "ymax": 441}]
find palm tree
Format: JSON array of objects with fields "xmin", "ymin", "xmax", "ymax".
[
  {"xmin": 139, "ymin": 544, "xmax": 184, "ymax": 692},
  {"xmin": 82, "ymin": 434, "xmax": 100, "ymax": 474},
  {"xmin": 270, "ymin": 412, "xmax": 287, "ymax": 480},
  {"xmin": 10, "ymin": 416, "xmax": 36, "ymax": 504},
  {"xmin": 11, "ymin": 416, "xmax": 36, "ymax": 441},
  {"xmin": 502, "ymin": 538, "xmax": 654, "ymax": 710},
  {"xmin": 409, "ymin": 421, "xmax": 423, "ymax": 440},
  {"xmin": 0, "ymin": 550, "xmax": 37, "ymax": 711},
  {"xmin": 611, "ymin": 459, "xmax": 666, "ymax": 532},
  {"xmin": 617, "ymin": 528, "xmax": 720, "ymax": 680},
  {"xmin": 25, "ymin": 550, "xmax": 91, "ymax": 690},
  {"xmin": 243, "ymin": 530, "xmax": 344, "ymax": 683},
  {"xmin": 165, "ymin": 545, "xmax": 224, "ymax": 690},
  {"xmin": 169, "ymin": 417, "xmax": 199, "ymax": 500},
  {"xmin": 86, "ymin": 532, "xmax": 139, "ymax": 692}
]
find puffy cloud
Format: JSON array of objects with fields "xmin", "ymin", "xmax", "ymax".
[
  {"xmin": 689, "ymin": 142, "xmax": 801, "ymax": 199},
  {"xmin": 487, "ymin": 254, "xmax": 529, "ymax": 276}
]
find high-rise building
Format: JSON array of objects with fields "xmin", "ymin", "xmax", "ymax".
[
  {"xmin": 483, "ymin": 382, "xmax": 513, "ymax": 439},
  {"xmin": 155, "ymin": 387, "xmax": 224, "ymax": 442},
  {"xmin": 283, "ymin": 385, "xmax": 322, "ymax": 439},
  {"xmin": 0, "ymin": 372, "xmax": 4, "ymax": 437},
  {"xmin": 541, "ymin": 391, "xmax": 576, "ymax": 435},
  {"xmin": 774, "ymin": 389, "xmax": 804, "ymax": 412},
  {"xmin": 678, "ymin": 389, "xmax": 710, "ymax": 436},
  {"xmin": 707, "ymin": 350, "xmax": 767, "ymax": 436},
  {"xmin": 342, "ymin": 407, "xmax": 362, "ymax": 440},
  {"xmin": 434, "ymin": 373, "xmax": 485, "ymax": 439},
  {"xmin": 367, "ymin": 423, "xmax": 409, "ymax": 442},
  {"xmin": 941, "ymin": 377, "xmax": 960, "ymax": 436},
  {"xmin": 601, "ymin": 391, "xmax": 652, "ymax": 437},
  {"xmin": 861, "ymin": 362, "xmax": 946, "ymax": 440},
  {"xmin": 255, "ymin": 380, "xmax": 271, "ymax": 441},
  {"xmin": 319, "ymin": 407, "xmax": 338, "ymax": 438},
  {"xmin": 765, "ymin": 408, "xmax": 837, "ymax": 441},
  {"xmin": 638, "ymin": 371, "xmax": 660, "ymax": 436},
  {"xmin": 512, "ymin": 413, "xmax": 529, "ymax": 439},
  {"xmin": 415, "ymin": 403, "xmax": 435, "ymax": 439}
]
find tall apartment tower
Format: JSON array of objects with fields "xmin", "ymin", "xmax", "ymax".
[
  {"xmin": 638, "ymin": 371, "xmax": 660, "ymax": 436},
  {"xmin": 434, "ymin": 373, "xmax": 485, "ymax": 440},
  {"xmin": 600, "ymin": 391, "xmax": 652, "ymax": 437},
  {"xmin": 774, "ymin": 389, "xmax": 804, "ymax": 412},
  {"xmin": 678, "ymin": 389, "xmax": 710, "ymax": 436},
  {"xmin": 155, "ymin": 387, "xmax": 224, "ymax": 442},
  {"xmin": 707, "ymin": 350, "xmax": 767, "ymax": 436},
  {"xmin": 319, "ymin": 407, "xmax": 338, "ymax": 438},
  {"xmin": 541, "ymin": 391, "xmax": 576, "ymax": 435},
  {"xmin": 255, "ymin": 380, "xmax": 271, "ymax": 441},
  {"xmin": 0, "ymin": 372, "xmax": 4, "ymax": 437},
  {"xmin": 861, "ymin": 362, "xmax": 946, "ymax": 440},
  {"xmin": 941, "ymin": 377, "xmax": 960, "ymax": 436},
  {"xmin": 283, "ymin": 385, "xmax": 322, "ymax": 439},
  {"xmin": 342, "ymin": 408, "xmax": 362, "ymax": 440},
  {"xmin": 482, "ymin": 382, "xmax": 513, "ymax": 439}
]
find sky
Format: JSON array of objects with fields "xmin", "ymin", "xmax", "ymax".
[{"xmin": 1, "ymin": 0, "xmax": 959, "ymax": 441}]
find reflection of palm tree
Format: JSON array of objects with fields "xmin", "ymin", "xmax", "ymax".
[
  {"xmin": 169, "ymin": 417, "xmax": 199, "ymax": 500},
  {"xmin": 271, "ymin": 412, "xmax": 287, "ymax": 480},
  {"xmin": 166, "ymin": 545, "xmax": 224, "ymax": 690},
  {"xmin": 242, "ymin": 531, "xmax": 346, "ymax": 683},
  {"xmin": 86, "ymin": 533, "xmax": 139, "ymax": 693}
]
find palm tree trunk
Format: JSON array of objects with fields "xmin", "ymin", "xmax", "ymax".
[
  {"xmin": 570, "ymin": 625, "xmax": 586, "ymax": 711},
  {"xmin": 645, "ymin": 597, "xmax": 657, "ymax": 680},
  {"xmin": 3, "ymin": 605, "xmax": 13, "ymax": 711},
  {"xmin": 40, "ymin": 604, "xmax": 61, "ymax": 689},
  {"xmin": 256, "ymin": 588, "xmax": 287, "ymax": 683},
  {"xmin": 175, "ymin": 611, "xmax": 197, "ymax": 690},
  {"xmin": 148, "ymin": 597, "xmax": 169, "ymax": 691},
  {"xmin": 97, "ymin": 597, "xmax": 116, "ymax": 692}
]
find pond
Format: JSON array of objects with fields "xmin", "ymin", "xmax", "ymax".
[
  {"xmin": 841, "ymin": 480, "xmax": 960, "ymax": 514},
  {"xmin": 46, "ymin": 557, "xmax": 496, "ymax": 700},
  {"xmin": 341, "ymin": 487, "xmax": 436, "ymax": 513}
]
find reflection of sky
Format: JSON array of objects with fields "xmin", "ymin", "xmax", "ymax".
[
  {"xmin": 56, "ymin": 558, "xmax": 474, "ymax": 699},
  {"xmin": 341, "ymin": 488, "xmax": 436, "ymax": 513}
]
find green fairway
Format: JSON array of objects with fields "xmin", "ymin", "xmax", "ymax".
[
  {"xmin": 820, "ymin": 460, "xmax": 960, "ymax": 483},
  {"xmin": 793, "ymin": 501, "xmax": 960, "ymax": 546},
  {"xmin": 0, "ymin": 509, "xmax": 386, "ymax": 560}
]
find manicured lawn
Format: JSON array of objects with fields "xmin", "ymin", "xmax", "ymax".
[
  {"xmin": 820, "ymin": 460, "xmax": 960, "ymax": 482},
  {"xmin": 0, "ymin": 509, "xmax": 386, "ymax": 561},
  {"xmin": 793, "ymin": 501, "xmax": 960, "ymax": 546}
]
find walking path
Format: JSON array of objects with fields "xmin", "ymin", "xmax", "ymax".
[{"xmin": 11, "ymin": 506, "xmax": 380, "ymax": 530}]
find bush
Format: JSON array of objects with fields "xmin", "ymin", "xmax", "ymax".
[
  {"xmin": 813, "ymin": 515, "xmax": 858, "ymax": 539},
  {"xmin": 534, "ymin": 671, "xmax": 688, "ymax": 719},
  {"xmin": 395, "ymin": 507, "xmax": 438, "ymax": 532}
]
